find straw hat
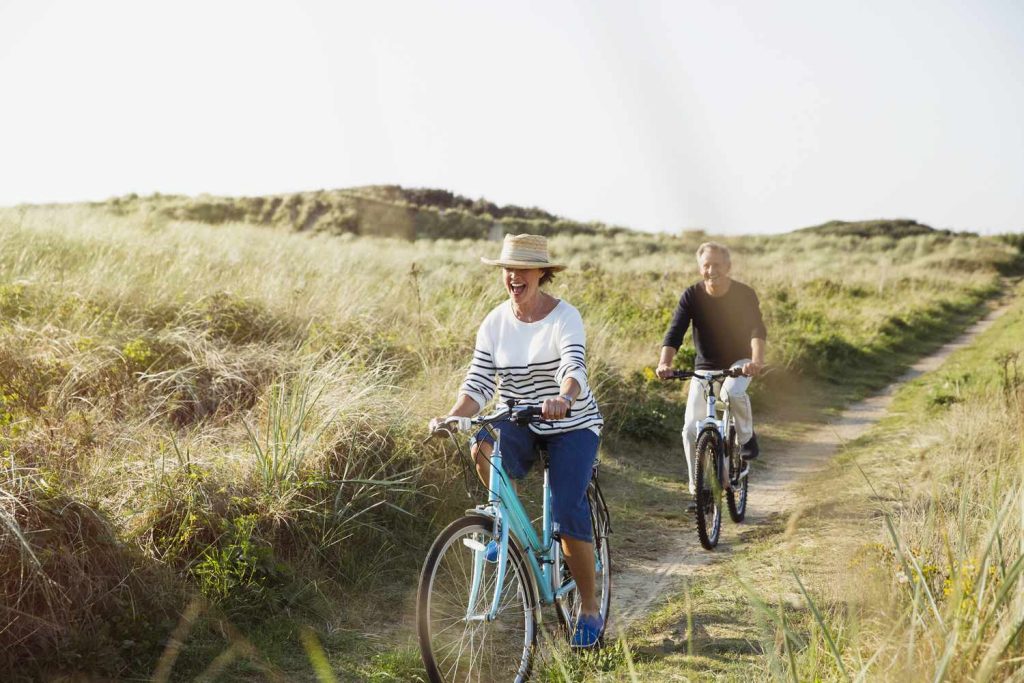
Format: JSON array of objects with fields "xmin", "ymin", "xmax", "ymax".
[{"xmin": 480, "ymin": 234, "xmax": 567, "ymax": 271}]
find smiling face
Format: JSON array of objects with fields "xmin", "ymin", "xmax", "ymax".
[
  {"xmin": 698, "ymin": 248, "xmax": 732, "ymax": 290},
  {"xmin": 503, "ymin": 267, "xmax": 544, "ymax": 305}
]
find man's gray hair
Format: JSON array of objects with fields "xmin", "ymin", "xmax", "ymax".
[{"xmin": 695, "ymin": 241, "xmax": 731, "ymax": 263}]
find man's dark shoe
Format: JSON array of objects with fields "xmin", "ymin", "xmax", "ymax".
[{"xmin": 740, "ymin": 433, "xmax": 760, "ymax": 460}]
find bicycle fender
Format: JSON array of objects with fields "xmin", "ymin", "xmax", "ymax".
[
  {"xmin": 697, "ymin": 417, "xmax": 720, "ymax": 433},
  {"xmin": 466, "ymin": 505, "xmax": 498, "ymax": 520}
]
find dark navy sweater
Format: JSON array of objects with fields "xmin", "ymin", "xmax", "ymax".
[{"xmin": 662, "ymin": 280, "xmax": 767, "ymax": 370}]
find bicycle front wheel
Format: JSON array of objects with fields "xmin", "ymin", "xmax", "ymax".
[
  {"xmin": 417, "ymin": 515, "xmax": 538, "ymax": 683},
  {"xmin": 694, "ymin": 428, "xmax": 723, "ymax": 550},
  {"xmin": 555, "ymin": 478, "xmax": 612, "ymax": 641}
]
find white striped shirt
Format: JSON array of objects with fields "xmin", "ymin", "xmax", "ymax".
[{"xmin": 460, "ymin": 300, "xmax": 603, "ymax": 435}]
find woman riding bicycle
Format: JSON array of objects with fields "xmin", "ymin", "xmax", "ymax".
[{"xmin": 429, "ymin": 233, "xmax": 605, "ymax": 648}]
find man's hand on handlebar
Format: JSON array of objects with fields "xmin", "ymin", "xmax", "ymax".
[
  {"xmin": 656, "ymin": 363, "xmax": 675, "ymax": 380},
  {"xmin": 741, "ymin": 361, "xmax": 764, "ymax": 377}
]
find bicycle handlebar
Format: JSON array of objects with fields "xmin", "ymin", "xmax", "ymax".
[
  {"xmin": 428, "ymin": 401, "xmax": 573, "ymax": 439},
  {"xmin": 666, "ymin": 367, "xmax": 746, "ymax": 380}
]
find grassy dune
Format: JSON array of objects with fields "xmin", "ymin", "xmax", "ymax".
[{"xmin": 0, "ymin": 197, "xmax": 1020, "ymax": 679}]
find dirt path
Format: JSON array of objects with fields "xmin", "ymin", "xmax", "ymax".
[{"xmin": 610, "ymin": 302, "xmax": 1012, "ymax": 635}]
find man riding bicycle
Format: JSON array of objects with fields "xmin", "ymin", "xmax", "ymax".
[{"xmin": 656, "ymin": 241, "xmax": 767, "ymax": 497}]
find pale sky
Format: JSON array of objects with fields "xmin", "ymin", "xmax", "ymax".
[{"xmin": 1, "ymin": 0, "xmax": 1022, "ymax": 234}]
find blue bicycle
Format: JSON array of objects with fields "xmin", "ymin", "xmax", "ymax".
[{"xmin": 417, "ymin": 402, "xmax": 612, "ymax": 682}]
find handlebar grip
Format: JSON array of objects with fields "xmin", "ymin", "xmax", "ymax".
[
  {"xmin": 521, "ymin": 406, "xmax": 573, "ymax": 418},
  {"xmin": 511, "ymin": 406, "xmax": 572, "ymax": 424}
]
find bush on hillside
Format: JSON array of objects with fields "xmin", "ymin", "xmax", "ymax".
[
  {"xmin": 0, "ymin": 467, "xmax": 177, "ymax": 676},
  {"xmin": 105, "ymin": 186, "xmax": 628, "ymax": 241},
  {"xmin": 797, "ymin": 218, "xmax": 955, "ymax": 239}
]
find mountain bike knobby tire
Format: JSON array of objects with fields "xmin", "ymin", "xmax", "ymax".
[
  {"xmin": 726, "ymin": 423, "xmax": 748, "ymax": 523},
  {"xmin": 417, "ymin": 514, "xmax": 538, "ymax": 683},
  {"xmin": 694, "ymin": 428, "xmax": 723, "ymax": 550}
]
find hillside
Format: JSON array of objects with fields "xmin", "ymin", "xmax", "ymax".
[
  {"xmin": 99, "ymin": 186, "xmax": 627, "ymax": 241},
  {"xmin": 796, "ymin": 218, "xmax": 953, "ymax": 238},
  {"xmin": 1, "ymin": 195, "xmax": 1022, "ymax": 679}
]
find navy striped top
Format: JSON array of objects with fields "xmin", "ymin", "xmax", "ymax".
[{"xmin": 460, "ymin": 299, "xmax": 603, "ymax": 435}]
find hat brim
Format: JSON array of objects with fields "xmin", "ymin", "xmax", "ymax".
[{"xmin": 480, "ymin": 257, "xmax": 568, "ymax": 271}]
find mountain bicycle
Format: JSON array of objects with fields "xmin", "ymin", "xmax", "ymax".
[
  {"xmin": 668, "ymin": 369, "xmax": 749, "ymax": 549},
  {"xmin": 417, "ymin": 401, "xmax": 612, "ymax": 682}
]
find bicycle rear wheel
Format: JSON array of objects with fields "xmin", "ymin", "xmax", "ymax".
[
  {"xmin": 555, "ymin": 477, "xmax": 612, "ymax": 641},
  {"xmin": 417, "ymin": 515, "xmax": 538, "ymax": 683},
  {"xmin": 694, "ymin": 428, "xmax": 722, "ymax": 550},
  {"xmin": 726, "ymin": 423, "xmax": 748, "ymax": 523}
]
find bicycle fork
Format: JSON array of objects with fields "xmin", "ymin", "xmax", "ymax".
[
  {"xmin": 697, "ymin": 385, "xmax": 731, "ymax": 492},
  {"xmin": 463, "ymin": 512, "xmax": 511, "ymax": 623},
  {"xmin": 464, "ymin": 432, "xmax": 515, "ymax": 623}
]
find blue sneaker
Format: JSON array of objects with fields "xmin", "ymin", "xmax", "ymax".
[
  {"xmin": 570, "ymin": 612, "xmax": 604, "ymax": 649},
  {"xmin": 483, "ymin": 540, "xmax": 499, "ymax": 563}
]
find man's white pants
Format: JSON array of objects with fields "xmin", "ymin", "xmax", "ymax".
[{"xmin": 682, "ymin": 359, "xmax": 754, "ymax": 494}]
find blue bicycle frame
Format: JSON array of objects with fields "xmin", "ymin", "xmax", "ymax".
[{"xmin": 464, "ymin": 417, "xmax": 576, "ymax": 623}]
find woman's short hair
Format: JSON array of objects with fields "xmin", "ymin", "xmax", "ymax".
[
  {"xmin": 540, "ymin": 268, "xmax": 556, "ymax": 286},
  {"xmin": 695, "ymin": 241, "xmax": 731, "ymax": 264}
]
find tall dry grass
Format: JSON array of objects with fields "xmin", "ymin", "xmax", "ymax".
[
  {"xmin": 0, "ymin": 202, "xmax": 1019, "ymax": 676},
  {"xmin": 746, "ymin": 291, "xmax": 1024, "ymax": 681}
]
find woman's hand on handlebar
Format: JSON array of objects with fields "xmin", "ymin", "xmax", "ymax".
[
  {"xmin": 428, "ymin": 415, "xmax": 472, "ymax": 435},
  {"xmin": 431, "ymin": 396, "xmax": 481, "ymax": 434},
  {"xmin": 541, "ymin": 395, "xmax": 571, "ymax": 420}
]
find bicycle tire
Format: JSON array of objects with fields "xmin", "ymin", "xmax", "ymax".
[
  {"xmin": 694, "ymin": 428, "xmax": 723, "ymax": 550},
  {"xmin": 554, "ymin": 479, "xmax": 612, "ymax": 642},
  {"xmin": 417, "ymin": 515, "xmax": 538, "ymax": 683},
  {"xmin": 726, "ymin": 423, "xmax": 748, "ymax": 523}
]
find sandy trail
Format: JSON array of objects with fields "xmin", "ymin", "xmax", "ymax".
[{"xmin": 611, "ymin": 302, "xmax": 1010, "ymax": 635}]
